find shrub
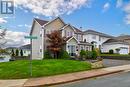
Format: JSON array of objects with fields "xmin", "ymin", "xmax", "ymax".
[
  {"xmin": 44, "ymin": 50, "xmax": 53, "ymax": 59},
  {"xmin": 59, "ymin": 50, "xmax": 70, "ymax": 59},
  {"xmin": 92, "ymin": 50, "xmax": 97, "ymax": 59},
  {"xmin": 80, "ymin": 50, "xmax": 86, "ymax": 58},
  {"xmin": 109, "ymin": 49, "xmax": 114, "ymax": 54},
  {"xmin": 86, "ymin": 51, "xmax": 93, "ymax": 59},
  {"xmin": 129, "ymin": 53, "xmax": 130, "ymax": 55}
]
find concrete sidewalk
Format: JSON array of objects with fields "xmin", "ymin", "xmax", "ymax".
[{"xmin": 1, "ymin": 64, "xmax": 130, "ymax": 87}]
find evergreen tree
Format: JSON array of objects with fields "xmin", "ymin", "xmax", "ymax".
[
  {"xmin": 20, "ymin": 49, "xmax": 23, "ymax": 56},
  {"xmin": 11, "ymin": 49, "xmax": 15, "ymax": 57},
  {"xmin": 15, "ymin": 49, "xmax": 19, "ymax": 56}
]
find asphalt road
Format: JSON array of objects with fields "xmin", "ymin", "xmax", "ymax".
[
  {"xmin": 54, "ymin": 71, "xmax": 130, "ymax": 87},
  {"xmin": 103, "ymin": 59, "xmax": 130, "ymax": 67}
]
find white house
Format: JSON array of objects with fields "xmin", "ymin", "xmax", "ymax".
[
  {"xmin": 83, "ymin": 30, "xmax": 130, "ymax": 54},
  {"xmin": 83, "ymin": 30, "xmax": 114, "ymax": 49},
  {"xmin": 102, "ymin": 39, "xmax": 129, "ymax": 54}
]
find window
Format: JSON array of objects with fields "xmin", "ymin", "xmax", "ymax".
[
  {"xmin": 86, "ymin": 47, "xmax": 89, "ymax": 51},
  {"xmin": 80, "ymin": 46, "xmax": 84, "ymax": 50},
  {"xmin": 92, "ymin": 35, "xmax": 96, "ymax": 39},
  {"xmin": 70, "ymin": 32, "xmax": 73, "ymax": 36},
  {"xmin": 67, "ymin": 31, "xmax": 70, "ymax": 37},
  {"xmin": 99, "ymin": 36, "xmax": 101, "ymax": 41},
  {"xmin": 84, "ymin": 39, "xmax": 86, "ymax": 42},
  {"xmin": 78, "ymin": 35, "xmax": 82, "ymax": 41}
]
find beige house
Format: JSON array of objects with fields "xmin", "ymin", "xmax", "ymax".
[{"xmin": 30, "ymin": 17, "xmax": 92, "ymax": 59}]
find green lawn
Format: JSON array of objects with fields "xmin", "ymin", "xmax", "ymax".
[{"xmin": 0, "ymin": 59, "xmax": 91, "ymax": 79}]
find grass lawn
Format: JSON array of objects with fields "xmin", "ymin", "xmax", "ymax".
[{"xmin": 0, "ymin": 59, "xmax": 91, "ymax": 79}]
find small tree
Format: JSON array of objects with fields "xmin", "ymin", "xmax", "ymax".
[
  {"xmin": 109, "ymin": 49, "xmax": 114, "ymax": 54},
  {"xmin": 11, "ymin": 49, "xmax": 15, "ymax": 57},
  {"xmin": 20, "ymin": 49, "xmax": 23, "ymax": 56},
  {"xmin": 46, "ymin": 30, "xmax": 65, "ymax": 58},
  {"xmin": 15, "ymin": 49, "xmax": 19, "ymax": 56}
]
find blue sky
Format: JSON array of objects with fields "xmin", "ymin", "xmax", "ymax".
[{"xmin": 0, "ymin": 0, "xmax": 130, "ymax": 47}]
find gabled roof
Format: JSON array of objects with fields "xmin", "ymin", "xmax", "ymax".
[
  {"xmin": 34, "ymin": 18, "xmax": 48, "ymax": 26},
  {"xmin": 103, "ymin": 39, "xmax": 129, "ymax": 45},
  {"xmin": 6, "ymin": 47, "xmax": 17, "ymax": 49},
  {"xmin": 61, "ymin": 24, "xmax": 76, "ymax": 32},
  {"xmin": 84, "ymin": 30, "xmax": 114, "ymax": 38},
  {"xmin": 30, "ymin": 17, "xmax": 65, "ymax": 35},
  {"xmin": 116, "ymin": 35, "xmax": 130, "ymax": 40},
  {"xmin": 73, "ymin": 26, "xmax": 83, "ymax": 34},
  {"xmin": 65, "ymin": 36, "xmax": 78, "ymax": 43}
]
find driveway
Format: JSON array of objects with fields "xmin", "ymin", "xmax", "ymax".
[
  {"xmin": 54, "ymin": 71, "xmax": 130, "ymax": 87},
  {"xmin": 103, "ymin": 59, "xmax": 130, "ymax": 67}
]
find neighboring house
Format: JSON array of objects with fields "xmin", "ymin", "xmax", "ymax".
[
  {"xmin": 19, "ymin": 44, "xmax": 31, "ymax": 56},
  {"xmin": 30, "ymin": 17, "xmax": 92, "ymax": 60},
  {"xmin": 102, "ymin": 39, "xmax": 129, "ymax": 54},
  {"xmin": 116, "ymin": 35, "xmax": 130, "ymax": 52},
  {"xmin": 6, "ymin": 44, "xmax": 31, "ymax": 56},
  {"xmin": 83, "ymin": 30, "xmax": 114, "ymax": 50},
  {"xmin": 6, "ymin": 47, "xmax": 17, "ymax": 54},
  {"xmin": 30, "ymin": 17, "xmax": 130, "ymax": 60}
]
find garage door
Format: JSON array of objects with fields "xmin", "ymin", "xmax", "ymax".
[{"xmin": 119, "ymin": 49, "xmax": 128, "ymax": 54}]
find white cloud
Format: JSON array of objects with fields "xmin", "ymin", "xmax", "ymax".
[
  {"xmin": 116, "ymin": 0, "xmax": 123, "ymax": 8},
  {"xmin": 14, "ymin": 0, "xmax": 91, "ymax": 17},
  {"xmin": 0, "ymin": 30, "xmax": 30, "ymax": 47},
  {"xmin": 17, "ymin": 24, "xmax": 31, "ymax": 28},
  {"xmin": 123, "ymin": 3, "xmax": 130, "ymax": 24},
  {"xmin": 103, "ymin": 2, "xmax": 110, "ymax": 12},
  {"xmin": 0, "ymin": 18, "xmax": 7, "ymax": 24}
]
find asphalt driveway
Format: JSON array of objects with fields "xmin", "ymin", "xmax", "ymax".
[
  {"xmin": 54, "ymin": 71, "xmax": 130, "ymax": 87},
  {"xmin": 103, "ymin": 59, "xmax": 130, "ymax": 67}
]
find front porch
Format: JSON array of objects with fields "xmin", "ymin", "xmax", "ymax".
[{"xmin": 65, "ymin": 37, "xmax": 92, "ymax": 57}]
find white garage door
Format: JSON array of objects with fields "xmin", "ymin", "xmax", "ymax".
[{"xmin": 119, "ymin": 49, "xmax": 128, "ymax": 54}]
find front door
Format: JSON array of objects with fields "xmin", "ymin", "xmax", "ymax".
[{"xmin": 68, "ymin": 45, "xmax": 76, "ymax": 56}]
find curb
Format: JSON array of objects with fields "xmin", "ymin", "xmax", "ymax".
[{"xmin": 23, "ymin": 70, "xmax": 123, "ymax": 87}]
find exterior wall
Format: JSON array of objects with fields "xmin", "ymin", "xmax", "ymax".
[
  {"xmin": 75, "ymin": 34, "xmax": 83, "ymax": 41},
  {"xmin": 43, "ymin": 18, "xmax": 65, "ymax": 51},
  {"xmin": 66, "ymin": 39, "xmax": 78, "ymax": 56},
  {"xmin": 102, "ymin": 43, "xmax": 129, "ymax": 54},
  {"xmin": 22, "ymin": 49, "xmax": 30, "ymax": 56},
  {"xmin": 83, "ymin": 34, "xmax": 110, "ymax": 48},
  {"xmin": 31, "ymin": 21, "xmax": 43, "ymax": 60},
  {"xmin": 62, "ymin": 25, "xmax": 75, "ymax": 37}
]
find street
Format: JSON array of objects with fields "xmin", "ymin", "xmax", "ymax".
[
  {"xmin": 54, "ymin": 71, "xmax": 130, "ymax": 87},
  {"xmin": 103, "ymin": 59, "xmax": 130, "ymax": 67}
]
